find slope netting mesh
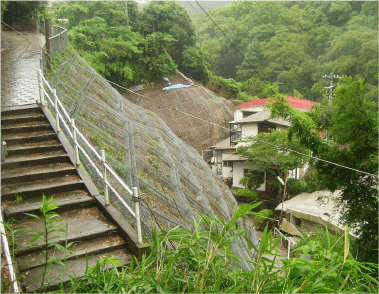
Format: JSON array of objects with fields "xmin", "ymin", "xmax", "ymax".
[{"xmin": 46, "ymin": 53, "xmax": 259, "ymax": 270}]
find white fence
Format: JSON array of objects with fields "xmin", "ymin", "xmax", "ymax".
[
  {"xmin": 274, "ymin": 227, "xmax": 292, "ymax": 260},
  {"xmin": 0, "ymin": 213, "xmax": 19, "ymax": 293},
  {"xmin": 37, "ymin": 69, "xmax": 143, "ymax": 244}
]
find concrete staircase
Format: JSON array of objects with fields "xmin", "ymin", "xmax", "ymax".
[{"xmin": 1, "ymin": 105, "xmax": 146, "ymax": 292}]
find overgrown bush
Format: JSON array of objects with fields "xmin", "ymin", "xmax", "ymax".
[
  {"xmin": 239, "ymin": 168, "xmax": 264, "ymax": 190},
  {"xmin": 61, "ymin": 204, "xmax": 378, "ymax": 293},
  {"xmin": 292, "ymin": 225, "xmax": 347, "ymax": 257},
  {"xmin": 206, "ymin": 75, "xmax": 240, "ymax": 99},
  {"xmin": 286, "ymin": 178, "xmax": 307, "ymax": 196},
  {"xmin": 255, "ymin": 209, "xmax": 273, "ymax": 230},
  {"xmin": 304, "ymin": 171, "xmax": 327, "ymax": 193},
  {"xmin": 236, "ymin": 188, "xmax": 260, "ymax": 201}
]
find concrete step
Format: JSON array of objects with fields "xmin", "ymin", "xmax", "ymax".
[
  {"xmin": 1, "ymin": 161, "xmax": 72, "ymax": 178},
  {"xmin": 1, "ymin": 105, "xmax": 42, "ymax": 117},
  {"xmin": 1, "ymin": 113, "xmax": 46, "ymax": 126},
  {"xmin": 17, "ymin": 234, "xmax": 127, "ymax": 272},
  {"xmin": 7, "ymin": 143, "xmax": 64, "ymax": 156},
  {"xmin": 1, "ymin": 163, "xmax": 77, "ymax": 185},
  {"xmin": 22, "ymin": 248, "xmax": 132, "ymax": 293},
  {"xmin": 3, "ymin": 189, "xmax": 93, "ymax": 220},
  {"xmin": 15, "ymin": 206, "xmax": 119, "ymax": 256},
  {"xmin": 2, "ymin": 131, "xmax": 57, "ymax": 145},
  {"xmin": 1, "ymin": 122, "xmax": 52, "ymax": 135},
  {"xmin": 1, "ymin": 152, "xmax": 71, "ymax": 170},
  {"xmin": 1, "ymin": 177, "xmax": 86, "ymax": 201}
]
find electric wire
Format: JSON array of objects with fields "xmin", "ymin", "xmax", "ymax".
[
  {"xmin": 4, "ymin": 19, "xmax": 375, "ymax": 179},
  {"xmin": 63, "ymin": 58, "xmax": 377, "ymax": 179},
  {"xmin": 194, "ymin": 0, "xmax": 269, "ymax": 85}
]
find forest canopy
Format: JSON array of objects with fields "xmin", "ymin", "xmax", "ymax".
[
  {"xmin": 53, "ymin": 1, "xmax": 207, "ymax": 87},
  {"xmin": 193, "ymin": 1, "xmax": 378, "ymax": 101},
  {"xmin": 4, "ymin": 1, "xmax": 378, "ymax": 102}
]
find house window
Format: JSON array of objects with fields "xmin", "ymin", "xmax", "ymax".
[
  {"xmin": 224, "ymin": 161, "xmax": 232, "ymax": 167},
  {"xmin": 242, "ymin": 111, "xmax": 257, "ymax": 118},
  {"xmin": 258, "ymin": 122, "xmax": 276, "ymax": 134},
  {"xmin": 293, "ymin": 216, "xmax": 301, "ymax": 227}
]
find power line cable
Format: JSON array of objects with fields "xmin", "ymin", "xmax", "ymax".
[
  {"xmin": 194, "ymin": 0, "xmax": 269, "ymax": 85},
  {"xmin": 10, "ymin": 16, "xmax": 373, "ymax": 180},
  {"xmin": 59, "ymin": 56, "xmax": 377, "ymax": 179}
]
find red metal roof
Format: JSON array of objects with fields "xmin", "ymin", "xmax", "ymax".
[{"xmin": 235, "ymin": 96, "xmax": 318, "ymax": 111}]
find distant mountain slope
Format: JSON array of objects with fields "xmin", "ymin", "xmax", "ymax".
[
  {"xmin": 124, "ymin": 73, "xmax": 234, "ymax": 155},
  {"xmin": 48, "ymin": 53, "xmax": 259, "ymax": 269}
]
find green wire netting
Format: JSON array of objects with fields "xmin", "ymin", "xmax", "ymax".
[{"xmin": 47, "ymin": 53, "xmax": 259, "ymax": 270}]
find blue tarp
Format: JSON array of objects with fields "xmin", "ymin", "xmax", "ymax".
[{"xmin": 162, "ymin": 83, "xmax": 194, "ymax": 91}]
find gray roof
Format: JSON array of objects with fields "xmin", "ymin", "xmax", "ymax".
[
  {"xmin": 222, "ymin": 153, "xmax": 246, "ymax": 162},
  {"xmin": 231, "ymin": 110, "xmax": 291, "ymax": 127},
  {"xmin": 210, "ymin": 137, "xmax": 236, "ymax": 150}
]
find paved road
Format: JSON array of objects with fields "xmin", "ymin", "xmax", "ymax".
[{"xmin": 1, "ymin": 30, "xmax": 45, "ymax": 109}]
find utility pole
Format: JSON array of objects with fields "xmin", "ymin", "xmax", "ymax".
[{"xmin": 322, "ymin": 73, "xmax": 341, "ymax": 99}]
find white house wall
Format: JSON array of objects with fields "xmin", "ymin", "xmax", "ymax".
[
  {"xmin": 217, "ymin": 150, "xmax": 235, "ymax": 177},
  {"xmin": 232, "ymin": 161, "xmax": 266, "ymax": 191},
  {"xmin": 277, "ymin": 125, "xmax": 287, "ymax": 131},
  {"xmin": 241, "ymin": 124, "xmax": 258, "ymax": 138},
  {"xmin": 234, "ymin": 105, "xmax": 265, "ymax": 121},
  {"xmin": 222, "ymin": 166, "xmax": 233, "ymax": 179}
]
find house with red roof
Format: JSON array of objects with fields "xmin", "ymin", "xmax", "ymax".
[
  {"xmin": 233, "ymin": 96, "xmax": 317, "ymax": 122},
  {"xmin": 209, "ymin": 97, "xmax": 318, "ymax": 198}
]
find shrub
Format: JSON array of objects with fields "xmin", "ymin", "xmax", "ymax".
[
  {"xmin": 255, "ymin": 209, "xmax": 273, "ymax": 230},
  {"xmin": 206, "ymin": 75, "xmax": 240, "ymax": 99},
  {"xmin": 239, "ymin": 168, "xmax": 264, "ymax": 190},
  {"xmin": 286, "ymin": 178, "xmax": 307, "ymax": 196},
  {"xmin": 304, "ymin": 171, "xmax": 327, "ymax": 193},
  {"xmin": 236, "ymin": 188, "xmax": 260, "ymax": 201}
]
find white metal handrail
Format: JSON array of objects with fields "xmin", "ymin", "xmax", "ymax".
[
  {"xmin": 274, "ymin": 227, "xmax": 292, "ymax": 260},
  {"xmin": 37, "ymin": 69, "xmax": 142, "ymax": 243},
  {"xmin": 0, "ymin": 214, "xmax": 19, "ymax": 293}
]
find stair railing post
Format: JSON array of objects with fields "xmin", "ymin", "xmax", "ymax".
[
  {"xmin": 100, "ymin": 150, "xmax": 109, "ymax": 205},
  {"xmin": 133, "ymin": 187, "xmax": 143, "ymax": 244},
  {"xmin": 71, "ymin": 118, "xmax": 80, "ymax": 168},
  {"xmin": 53, "ymin": 89, "xmax": 60, "ymax": 132},
  {"xmin": 37, "ymin": 69, "xmax": 45, "ymax": 106}
]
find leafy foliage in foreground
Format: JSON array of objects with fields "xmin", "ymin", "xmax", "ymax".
[{"xmin": 61, "ymin": 204, "xmax": 378, "ymax": 293}]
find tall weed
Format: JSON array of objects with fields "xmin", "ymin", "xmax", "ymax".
[{"xmin": 62, "ymin": 204, "xmax": 378, "ymax": 293}]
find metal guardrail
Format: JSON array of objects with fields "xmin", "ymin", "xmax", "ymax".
[
  {"xmin": 274, "ymin": 227, "xmax": 292, "ymax": 260},
  {"xmin": 0, "ymin": 213, "xmax": 19, "ymax": 293},
  {"xmin": 37, "ymin": 69, "xmax": 143, "ymax": 244},
  {"xmin": 40, "ymin": 25, "xmax": 67, "ymax": 72}
]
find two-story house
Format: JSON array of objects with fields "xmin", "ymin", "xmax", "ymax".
[{"xmin": 209, "ymin": 97, "xmax": 317, "ymax": 196}]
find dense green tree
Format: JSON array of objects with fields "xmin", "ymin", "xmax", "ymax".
[
  {"xmin": 266, "ymin": 78, "xmax": 378, "ymax": 264},
  {"xmin": 57, "ymin": 3, "xmax": 90, "ymax": 29},
  {"xmin": 193, "ymin": 1, "xmax": 378, "ymax": 101},
  {"xmin": 180, "ymin": 45, "xmax": 211, "ymax": 83},
  {"xmin": 68, "ymin": 16, "xmax": 177, "ymax": 87},
  {"xmin": 137, "ymin": 1, "xmax": 196, "ymax": 52},
  {"xmin": 2, "ymin": 1, "xmax": 46, "ymax": 24},
  {"xmin": 237, "ymin": 129, "xmax": 310, "ymax": 182}
]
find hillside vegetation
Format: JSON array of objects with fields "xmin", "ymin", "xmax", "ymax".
[
  {"xmin": 54, "ymin": 1, "xmax": 208, "ymax": 87},
  {"xmin": 193, "ymin": 1, "xmax": 378, "ymax": 101}
]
